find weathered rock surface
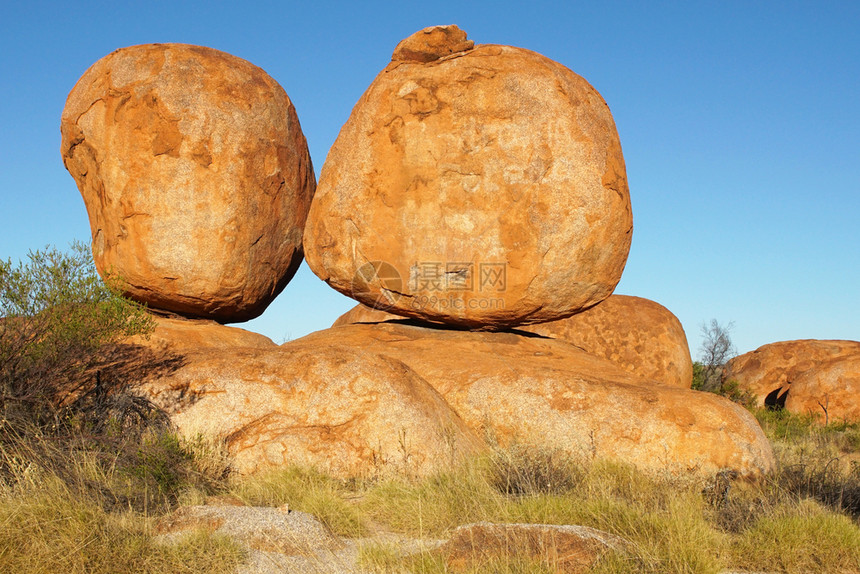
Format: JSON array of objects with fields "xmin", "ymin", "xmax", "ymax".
[
  {"xmin": 304, "ymin": 25, "xmax": 633, "ymax": 329},
  {"xmin": 295, "ymin": 324, "xmax": 774, "ymax": 477},
  {"xmin": 156, "ymin": 503, "xmax": 628, "ymax": 574},
  {"xmin": 136, "ymin": 328, "xmax": 483, "ymax": 477},
  {"xmin": 61, "ymin": 43, "xmax": 315, "ymax": 322},
  {"xmin": 156, "ymin": 504, "xmax": 356, "ymax": 573},
  {"xmin": 524, "ymin": 295, "xmax": 693, "ymax": 388},
  {"xmin": 725, "ymin": 340, "xmax": 860, "ymax": 409},
  {"xmin": 435, "ymin": 522, "xmax": 624, "ymax": 574},
  {"xmin": 784, "ymin": 356, "xmax": 860, "ymax": 422}
]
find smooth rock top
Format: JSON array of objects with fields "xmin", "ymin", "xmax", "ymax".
[
  {"xmin": 304, "ymin": 27, "xmax": 633, "ymax": 329},
  {"xmin": 525, "ymin": 295, "xmax": 694, "ymax": 388},
  {"xmin": 125, "ymin": 315, "xmax": 276, "ymax": 353},
  {"xmin": 61, "ymin": 43, "xmax": 315, "ymax": 322},
  {"xmin": 391, "ymin": 25, "xmax": 475, "ymax": 63}
]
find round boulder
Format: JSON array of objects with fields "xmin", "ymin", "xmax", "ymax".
[
  {"xmin": 61, "ymin": 43, "xmax": 315, "ymax": 322},
  {"xmin": 304, "ymin": 25, "xmax": 633, "ymax": 329}
]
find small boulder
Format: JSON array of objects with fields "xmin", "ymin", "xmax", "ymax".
[
  {"xmin": 304, "ymin": 26, "xmax": 632, "ymax": 329},
  {"xmin": 61, "ymin": 43, "xmax": 315, "ymax": 322},
  {"xmin": 436, "ymin": 522, "xmax": 624, "ymax": 573},
  {"xmin": 332, "ymin": 303, "xmax": 405, "ymax": 327},
  {"xmin": 725, "ymin": 340, "xmax": 860, "ymax": 409},
  {"xmin": 524, "ymin": 295, "xmax": 694, "ymax": 388}
]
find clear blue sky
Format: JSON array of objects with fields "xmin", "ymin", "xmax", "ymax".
[{"xmin": 1, "ymin": 0, "xmax": 858, "ymax": 356}]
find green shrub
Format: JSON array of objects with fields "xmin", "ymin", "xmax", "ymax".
[{"xmin": 0, "ymin": 242, "xmax": 154, "ymax": 439}]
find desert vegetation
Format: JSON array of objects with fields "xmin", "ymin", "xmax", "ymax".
[{"xmin": 2, "ymin": 246, "xmax": 860, "ymax": 573}]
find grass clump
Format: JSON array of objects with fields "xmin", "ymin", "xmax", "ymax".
[
  {"xmin": 728, "ymin": 498, "xmax": 860, "ymax": 573},
  {"xmin": 0, "ymin": 463, "xmax": 243, "ymax": 573}
]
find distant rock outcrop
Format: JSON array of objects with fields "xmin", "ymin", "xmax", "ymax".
[
  {"xmin": 725, "ymin": 340, "xmax": 860, "ymax": 412},
  {"xmin": 304, "ymin": 25, "xmax": 633, "ymax": 329},
  {"xmin": 785, "ymin": 355, "xmax": 860, "ymax": 422},
  {"xmin": 524, "ymin": 295, "xmax": 694, "ymax": 388},
  {"xmin": 61, "ymin": 43, "xmax": 315, "ymax": 322}
]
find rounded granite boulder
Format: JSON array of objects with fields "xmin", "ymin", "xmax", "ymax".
[
  {"xmin": 304, "ymin": 25, "xmax": 633, "ymax": 329},
  {"xmin": 61, "ymin": 43, "xmax": 315, "ymax": 322}
]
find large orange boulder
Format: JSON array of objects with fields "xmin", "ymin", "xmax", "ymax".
[
  {"xmin": 725, "ymin": 340, "xmax": 860, "ymax": 409},
  {"xmin": 61, "ymin": 43, "xmax": 315, "ymax": 322},
  {"xmin": 304, "ymin": 25, "xmax": 632, "ymax": 329},
  {"xmin": 524, "ymin": 295, "xmax": 693, "ymax": 388},
  {"xmin": 130, "ymin": 320, "xmax": 772, "ymax": 478},
  {"xmin": 295, "ymin": 324, "xmax": 774, "ymax": 477}
]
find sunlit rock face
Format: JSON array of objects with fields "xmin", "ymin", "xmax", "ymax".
[
  {"xmin": 304, "ymin": 25, "xmax": 633, "ymax": 329},
  {"xmin": 61, "ymin": 43, "xmax": 315, "ymax": 322}
]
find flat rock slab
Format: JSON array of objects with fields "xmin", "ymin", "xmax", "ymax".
[{"xmin": 156, "ymin": 505, "xmax": 626, "ymax": 574}]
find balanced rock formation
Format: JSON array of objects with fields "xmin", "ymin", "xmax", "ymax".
[
  {"xmin": 524, "ymin": 295, "xmax": 693, "ymax": 388},
  {"xmin": 294, "ymin": 323, "xmax": 773, "ymax": 477},
  {"xmin": 61, "ymin": 43, "xmax": 315, "ymax": 322},
  {"xmin": 304, "ymin": 25, "xmax": 633, "ymax": 329},
  {"xmin": 725, "ymin": 340, "xmax": 860, "ymax": 410}
]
